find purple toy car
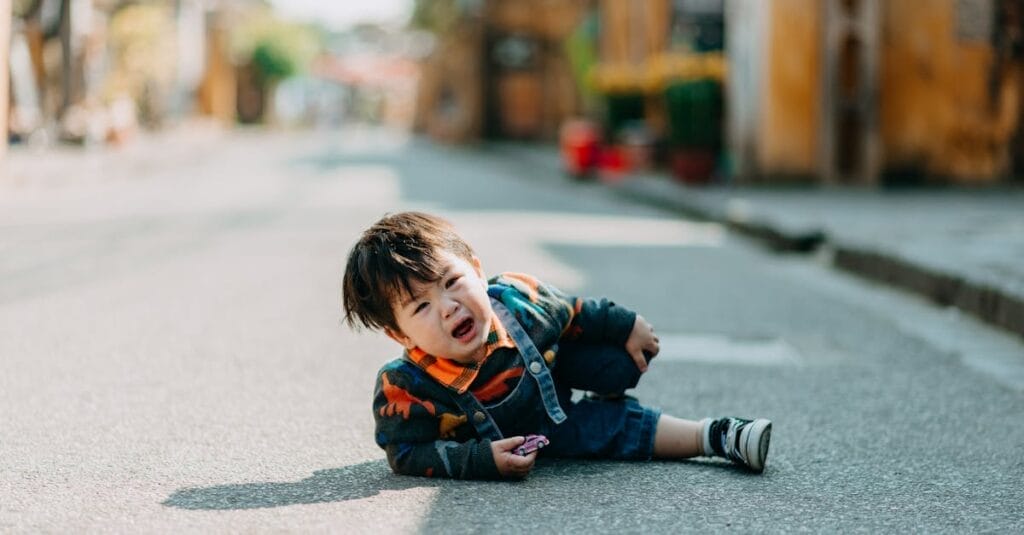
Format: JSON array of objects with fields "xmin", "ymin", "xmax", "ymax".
[{"xmin": 514, "ymin": 434, "xmax": 550, "ymax": 456}]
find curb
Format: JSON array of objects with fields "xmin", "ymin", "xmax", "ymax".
[
  {"xmin": 612, "ymin": 179, "xmax": 825, "ymax": 253},
  {"xmin": 612, "ymin": 177, "xmax": 1024, "ymax": 340},
  {"xmin": 488, "ymin": 142, "xmax": 1024, "ymax": 339},
  {"xmin": 832, "ymin": 247, "xmax": 1024, "ymax": 338}
]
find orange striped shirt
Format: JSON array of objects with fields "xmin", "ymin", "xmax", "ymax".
[{"xmin": 405, "ymin": 311, "xmax": 516, "ymax": 393}]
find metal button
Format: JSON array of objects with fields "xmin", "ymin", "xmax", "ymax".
[
  {"xmin": 473, "ymin": 411, "xmax": 486, "ymax": 423},
  {"xmin": 529, "ymin": 361, "xmax": 543, "ymax": 374}
]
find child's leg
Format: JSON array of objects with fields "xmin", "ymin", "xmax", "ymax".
[
  {"xmin": 539, "ymin": 395, "xmax": 660, "ymax": 460},
  {"xmin": 653, "ymin": 415, "xmax": 705, "ymax": 458},
  {"xmin": 654, "ymin": 414, "xmax": 773, "ymax": 473},
  {"xmin": 554, "ymin": 342, "xmax": 647, "ymax": 395}
]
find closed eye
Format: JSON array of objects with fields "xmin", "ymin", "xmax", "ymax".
[
  {"xmin": 445, "ymin": 275, "xmax": 462, "ymax": 289},
  {"xmin": 413, "ymin": 302, "xmax": 428, "ymax": 314}
]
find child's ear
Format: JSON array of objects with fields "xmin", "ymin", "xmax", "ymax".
[
  {"xmin": 384, "ymin": 327, "xmax": 415, "ymax": 349},
  {"xmin": 471, "ymin": 255, "xmax": 485, "ymax": 279}
]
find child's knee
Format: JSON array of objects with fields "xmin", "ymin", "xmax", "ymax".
[{"xmin": 554, "ymin": 343, "xmax": 643, "ymax": 394}]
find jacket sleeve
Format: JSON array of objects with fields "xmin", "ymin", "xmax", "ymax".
[
  {"xmin": 373, "ymin": 367, "xmax": 502, "ymax": 480},
  {"xmin": 534, "ymin": 281, "xmax": 638, "ymax": 346},
  {"xmin": 381, "ymin": 439, "xmax": 500, "ymax": 480},
  {"xmin": 564, "ymin": 296, "xmax": 638, "ymax": 346}
]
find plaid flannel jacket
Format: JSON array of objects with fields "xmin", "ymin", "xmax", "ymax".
[{"xmin": 372, "ymin": 272, "xmax": 636, "ymax": 479}]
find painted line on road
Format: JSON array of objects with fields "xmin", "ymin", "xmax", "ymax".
[{"xmin": 655, "ymin": 334, "xmax": 802, "ymax": 366}]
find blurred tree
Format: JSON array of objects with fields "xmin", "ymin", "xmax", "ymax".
[
  {"xmin": 228, "ymin": 7, "xmax": 321, "ymax": 123},
  {"xmin": 230, "ymin": 9, "xmax": 320, "ymax": 84},
  {"xmin": 12, "ymin": 0, "xmax": 42, "ymax": 18},
  {"xmin": 251, "ymin": 41, "xmax": 294, "ymax": 80},
  {"xmin": 410, "ymin": 0, "xmax": 460, "ymax": 34},
  {"xmin": 565, "ymin": 11, "xmax": 600, "ymax": 115}
]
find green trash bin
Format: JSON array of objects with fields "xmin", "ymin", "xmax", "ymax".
[
  {"xmin": 665, "ymin": 78, "xmax": 722, "ymax": 148},
  {"xmin": 664, "ymin": 78, "xmax": 723, "ymax": 183}
]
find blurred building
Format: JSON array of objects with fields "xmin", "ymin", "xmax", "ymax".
[
  {"xmin": 4, "ymin": 0, "xmax": 321, "ymax": 150},
  {"xmin": 730, "ymin": 0, "xmax": 1023, "ymax": 185},
  {"xmin": 414, "ymin": 0, "xmax": 1024, "ymax": 185},
  {"xmin": 299, "ymin": 25, "xmax": 424, "ymax": 129},
  {"xmin": 7, "ymin": 0, "xmax": 1021, "ymax": 184},
  {"xmin": 414, "ymin": 0, "xmax": 592, "ymax": 142},
  {"xmin": 9, "ymin": 0, "xmax": 198, "ymax": 145}
]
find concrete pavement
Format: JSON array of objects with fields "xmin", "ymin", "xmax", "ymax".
[
  {"xmin": 495, "ymin": 144, "xmax": 1024, "ymax": 339},
  {"xmin": 3, "ymin": 127, "xmax": 1024, "ymax": 533}
]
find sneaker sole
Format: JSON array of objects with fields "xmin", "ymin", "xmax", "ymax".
[{"xmin": 742, "ymin": 419, "xmax": 772, "ymax": 473}]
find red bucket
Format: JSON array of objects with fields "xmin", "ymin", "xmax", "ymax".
[{"xmin": 560, "ymin": 119, "xmax": 600, "ymax": 177}]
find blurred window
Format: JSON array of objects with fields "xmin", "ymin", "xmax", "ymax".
[{"xmin": 492, "ymin": 35, "xmax": 537, "ymax": 70}]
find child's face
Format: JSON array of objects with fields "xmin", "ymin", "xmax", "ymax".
[{"xmin": 385, "ymin": 251, "xmax": 493, "ymax": 364}]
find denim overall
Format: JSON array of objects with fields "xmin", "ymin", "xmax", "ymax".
[
  {"xmin": 447, "ymin": 299, "xmax": 567, "ymax": 441},
  {"xmin": 448, "ymin": 298, "xmax": 661, "ymax": 460}
]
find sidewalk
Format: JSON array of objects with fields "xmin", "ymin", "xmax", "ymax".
[
  {"xmin": 496, "ymin": 143, "xmax": 1024, "ymax": 339},
  {"xmin": 0, "ymin": 119, "xmax": 228, "ymax": 192}
]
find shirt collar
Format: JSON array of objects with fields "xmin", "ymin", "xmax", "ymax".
[{"xmin": 404, "ymin": 311, "xmax": 516, "ymax": 393}]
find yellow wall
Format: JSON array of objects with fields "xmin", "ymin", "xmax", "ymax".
[
  {"xmin": 599, "ymin": 0, "xmax": 669, "ymax": 64},
  {"xmin": 197, "ymin": 22, "xmax": 236, "ymax": 124},
  {"xmin": 759, "ymin": 0, "xmax": 821, "ymax": 177},
  {"xmin": 881, "ymin": 0, "xmax": 1016, "ymax": 182},
  {"xmin": 488, "ymin": 0, "xmax": 591, "ymax": 40}
]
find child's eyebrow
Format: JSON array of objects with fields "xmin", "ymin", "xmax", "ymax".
[
  {"xmin": 399, "ymin": 267, "xmax": 452, "ymax": 308},
  {"xmin": 400, "ymin": 291, "xmax": 422, "ymax": 309}
]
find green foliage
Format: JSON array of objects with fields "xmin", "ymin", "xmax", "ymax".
[
  {"xmin": 231, "ymin": 10, "xmax": 322, "ymax": 82},
  {"xmin": 410, "ymin": 0, "xmax": 459, "ymax": 33},
  {"xmin": 13, "ymin": 0, "xmax": 41, "ymax": 18},
  {"xmin": 252, "ymin": 40, "xmax": 297, "ymax": 80},
  {"xmin": 565, "ymin": 12, "xmax": 600, "ymax": 113}
]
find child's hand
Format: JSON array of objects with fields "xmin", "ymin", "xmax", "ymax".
[
  {"xmin": 491, "ymin": 436, "xmax": 537, "ymax": 479},
  {"xmin": 625, "ymin": 314, "xmax": 660, "ymax": 373}
]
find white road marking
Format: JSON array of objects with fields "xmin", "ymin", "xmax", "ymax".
[{"xmin": 655, "ymin": 334, "xmax": 802, "ymax": 366}]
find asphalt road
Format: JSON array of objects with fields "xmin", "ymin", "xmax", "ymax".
[{"xmin": 2, "ymin": 128, "xmax": 1023, "ymax": 533}]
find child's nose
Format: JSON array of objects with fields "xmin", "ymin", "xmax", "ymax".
[{"xmin": 442, "ymin": 297, "xmax": 459, "ymax": 318}]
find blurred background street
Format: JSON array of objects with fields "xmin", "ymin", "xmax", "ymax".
[{"xmin": 2, "ymin": 0, "xmax": 1024, "ymax": 533}]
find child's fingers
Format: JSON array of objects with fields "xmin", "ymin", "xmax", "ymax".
[
  {"xmin": 504, "ymin": 451, "xmax": 536, "ymax": 477},
  {"xmin": 492, "ymin": 436, "xmax": 541, "ymax": 478},
  {"xmin": 492, "ymin": 436, "xmax": 526, "ymax": 453},
  {"xmin": 508, "ymin": 451, "xmax": 536, "ymax": 467},
  {"xmin": 629, "ymin": 348, "xmax": 649, "ymax": 372}
]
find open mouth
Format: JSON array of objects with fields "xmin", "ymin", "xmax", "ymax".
[{"xmin": 451, "ymin": 318, "xmax": 475, "ymax": 340}]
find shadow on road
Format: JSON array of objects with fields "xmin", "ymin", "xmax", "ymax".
[
  {"xmin": 163, "ymin": 460, "xmax": 434, "ymax": 510},
  {"xmin": 162, "ymin": 458, "xmax": 645, "ymax": 513}
]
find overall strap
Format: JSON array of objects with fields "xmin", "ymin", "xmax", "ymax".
[
  {"xmin": 448, "ymin": 386, "xmax": 504, "ymax": 441},
  {"xmin": 396, "ymin": 357, "xmax": 504, "ymax": 441},
  {"xmin": 491, "ymin": 299, "xmax": 568, "ymax": 425}
]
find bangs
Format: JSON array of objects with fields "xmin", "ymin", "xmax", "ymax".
[
  {"xmin": 344, "ymin": 228, "xmax": 450, "ymax": 330},
  {"xmin": 342, "ymin": 211, "xmax": 475, "ymax": 332},
  {"xmin": 371, "ymin": 241, "xmax": 447, "ymax": 307}
]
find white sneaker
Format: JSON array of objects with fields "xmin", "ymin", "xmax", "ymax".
[{"xmin": 706, "ymin": 417, "xmax": 772, "ymax": 473}]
